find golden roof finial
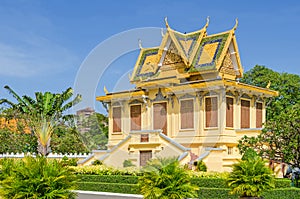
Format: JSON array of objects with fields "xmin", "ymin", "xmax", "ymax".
[
  {"xmin": 138, "ymin": 39, "xmax": 143, "ymax": 49},
  {"xmin": 204, "ymin": 16, "xmax": 210, "ymax": 29},
  {"xmin": 233, "ymin": 18, "xmax": 238, "ymax": 31},
  {"xmin": 164, "ymin": 17, "xmax": 169, "ymax": 29},
  {"xmin": 266, "ymin": 80, "xmax": 271, "ymax": 89},
  {"xmin": 104, "ymin": 86, "xmax": 109, "ymax": 94}
]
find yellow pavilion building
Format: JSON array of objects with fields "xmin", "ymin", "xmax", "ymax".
[{"xmin": 80, "ymin": 18, "xmax": 278, "ymax": 172}]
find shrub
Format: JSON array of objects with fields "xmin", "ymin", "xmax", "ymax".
[
  {"xmin": 70, "ymin": 165, "xmax": 142, "ymax": 176},
  {"xmin": 0, "ymin": 156, "xmax": 77, "ymax": 199},
  {"xmin": 227, "ymin": 156, "xmax": 275, "ymax": 198},
  {"xmin": 92, "ymin": 159, "xmax": 103, "ymax": 165},
  {"xmin": 123, "ymin": 159, "xmax": 135, "ymax": 167},
  {"xmin": 192, "ymin": 171, "xmax": 229, "ymax": 179},
  {"xmin": 139, "ymin": 157, "xmax": 198, "ymax": 199},
  {"xmin": 241, "ymin": 148, "xmax": 258, "ymax": 161},
  {"xmin": 195, "ymin": 160, "xmax": 207, "ymax": 172},
  {"xmin": 61, "ymin": 156, "xmax": 78, "ymax": 166}
]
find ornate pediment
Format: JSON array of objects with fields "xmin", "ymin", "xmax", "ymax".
[{"xmin": 162, "ymin": 41, "xmax": 185, "ymax": 66}]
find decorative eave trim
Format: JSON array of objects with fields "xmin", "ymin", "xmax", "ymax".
[
  {"xmin": 96, "ymin": 90, "xmax": 146, "ymax": 102},
  {"xmin": 224, "ymin": 80, "xmax": 279, "ymax": 97}
]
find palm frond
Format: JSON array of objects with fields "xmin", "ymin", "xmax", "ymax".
[
  {"xmin": 61, "ymin": 94, "xmax": 82, "ymax": 112},
  {"xmin": 0, "ymin": 98, "xmax": 16, "ymax": 108},
  {"xmin": 3, "ymin": 85, "xmax": 25, "ymax": 105}
]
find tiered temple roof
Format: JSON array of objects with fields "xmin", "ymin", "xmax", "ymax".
[{"xmin": 130, "ymin": 17, "xmax": 243, "ymax": 87}]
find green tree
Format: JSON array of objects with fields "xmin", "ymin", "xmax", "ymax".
[
  {"xmin": 0, "ymin": 86, "xmax": 81, "ymax": 156},
  {"xmin": 227, "ymin": 156, "xmax": 275, "ymax": 198},
  {"xmin": 0, "ymin": 128, "xmax": 37, "ymax": 153},
  {"xmin": 239, "ymin": 65, "xmax": 300, "ymax": 168},
  {"xmin": 138, "ymin": 157, "xmax": 198, "ymax": 199},
  {"xmin": 51, "ymin": 125, "xmax": 88, "ymax": 154},
  {"xmin": 77, "ymin": 112, "xmax": 108, "ymax": 150},
  {"xmin": 0, "ymin": 156, "xmax": 77, "ymax": 199},
  {"xmin": 240, "ymin": 65, "xmax": 300, "ymax": 120}
]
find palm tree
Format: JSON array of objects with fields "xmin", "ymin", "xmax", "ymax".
[
  {"xmin": 0, "ymin": 85, "xmax": 81, "ymax": 156},
  {"xmin": 138, "ymin": 157, "xmax": 198, "ymax": 199},
  {"xmin": 227, "ymin": 156, "xmax": 275, "ymax": 198}
]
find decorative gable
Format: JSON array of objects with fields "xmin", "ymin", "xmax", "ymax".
[
  {"xmin": 131, "ymin": 48, "xmax": 160, "ymax": 81},
  {"xmin": 189, "ymin": 33, "xmax": 230, "ymax": 72},
  {"xmin": 162, "ymin": 41, "xmax": 184, "ymax": 66},
  {"xmin": 220, "ymin": 50, "xmax": 236, "ymax": 76}
]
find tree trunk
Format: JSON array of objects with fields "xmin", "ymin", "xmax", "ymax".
[{"xmin": 38, "ymin": 138, "xmax": 51, "ymax": 156}]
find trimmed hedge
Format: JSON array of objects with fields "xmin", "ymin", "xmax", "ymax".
[
  {"xmin": 198, "ymin": 188, "xmax": 300, "ymax": 199},
  {"xmin": 77, "ymin": 183, "xmax": 300, "ymax": 199},
  {"xmin": 274, "ymin": 178, "xmax": 292, "ymax": 188},
  {"xmin": 198, "ymin": 188, "xmax": 237, "ymax": 199},
  {"xmin": 191, "ymin": 177, "xmax": 290, "ymax": 189},
  {"xmin": 191, "ymin": 177, "xmax": 227, "ymax": 188},
  {"xmin": 76, "ymin": 174, "xmax": 294, "ymax": 197},
  {"xmin": 77, "ymin": 175, "xmax": 138, "ymax": 184},
  {"xmin": 77, "ymin": 182, "xmax": 139, "ymax": 194},
  {"xmin": 263, "ymin": 188, "xmax": 300, "ymax": 199}
]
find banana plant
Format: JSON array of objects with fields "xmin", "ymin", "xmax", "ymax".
[{"xmin": 0, "ymin": 85, "xmax": 81, "ymax": 156}]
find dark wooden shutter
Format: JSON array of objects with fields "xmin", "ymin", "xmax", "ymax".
[
  {"xmin": 205, "ymin": 97, "xmax": 218, "ymax": 127},
  {"xmin": 130, "ymin": 105, "xmax": 141, "ymax": 131},
  {"xmin": 180, "ymin": 99, "xmax": 194, "ymax": 129},
  {"xmin": 113, "ymin": 107, "xmax": 121, "ymax": 132},
  {"xmin": 256, "ymin": 102, "xmax": 263, "ymax": 128},
  {"xmin": 153, "ymin": 102, "xmax": 167, "ymax": 135},
  {"xmin": 226, "ymin": 97, "xmax": 234, "ymax": 128},
  {"xmin": 241, "ymin": 100, "xmax": 250, "ymax": 128}
]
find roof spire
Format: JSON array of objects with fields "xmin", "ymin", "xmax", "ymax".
[
  {"xmin": 233, "ymin": 18, "xmax": 238, "ymax": 31},
  {"xmin": 164, "ymin": 17, "xmax": 169, "ymax": 29},
  {"xmin": 103, "ymin": 86, "xmax": 108, "ymax": 94},
  {"xmin": 204, "ymin": 16, "xmax": 210, "ymax": 29},
  {"xmin": 138, "ymin": 39, "xmax": 143, "ymax": 49}
]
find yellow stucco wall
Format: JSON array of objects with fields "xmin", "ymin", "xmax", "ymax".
[{"xmin": 102, "ymin": 85, "xmax": 270, "ymax": 170}]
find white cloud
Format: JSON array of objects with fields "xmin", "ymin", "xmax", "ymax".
[{"xmin": 0, "ymin": 35, "xmax": 77, "ymax": 78}]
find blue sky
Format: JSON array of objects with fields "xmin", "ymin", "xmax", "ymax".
[{"xmin": 0, "ymin": 0, "xmax": 299, "ymax": 113}]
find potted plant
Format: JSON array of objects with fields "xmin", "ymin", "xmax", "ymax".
[{"xmin": 227, "ymin": 154, "xmax": 274, "ymax": 199}]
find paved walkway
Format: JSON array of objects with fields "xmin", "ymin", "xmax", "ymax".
[{"xmin": 75, "ymin": 190, "xmax": 143, "ymax": 199}]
